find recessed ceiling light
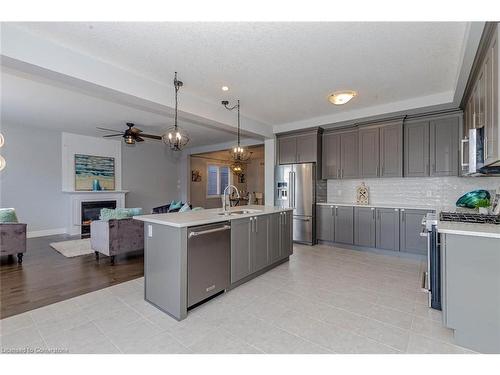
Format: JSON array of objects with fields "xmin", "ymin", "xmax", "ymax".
[
  {"xmin": 221, "ymin": 86, "xmax": 229, "ymax": 91},
  {"xmin": 328, "ymin": 91, "xmax": 357, "ymax": 105}
]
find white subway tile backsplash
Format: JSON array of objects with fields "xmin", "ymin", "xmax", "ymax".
[{"xmin": 326, "ymin": 177, "xmax": 500, "ymax": 209}]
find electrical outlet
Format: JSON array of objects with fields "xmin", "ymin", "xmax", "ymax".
[{"xmin": 148, "ymin": 225, "xmax": 153, "ymax": 237}]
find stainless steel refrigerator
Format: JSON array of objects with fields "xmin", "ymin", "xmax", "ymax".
[{"xmin": 274, "ymin": 163, "xmax": 316, "ymax": 245}]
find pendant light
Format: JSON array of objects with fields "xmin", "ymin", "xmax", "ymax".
[
  {"xmin": 162, "ymin": 72, "xmax": 189, "ymax": 151},
  {"xmin": 222, "ymin": 99, "xmax": 251, "ymax": 162}
]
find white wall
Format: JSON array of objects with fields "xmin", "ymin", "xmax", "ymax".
[
  {"xmin": 0, "ymin": 123, "xmax": 181, "ymax": 236},
  {"xmin": 0, "ymin": 123, "xmax": 66, "ymax": 235},
  {"xmin": 62, "ymin": 132, "xmax": 122, "ymax": 191},
  {"xmin": 327, "ymin": 177, "xmax": 500, "ymax": 209},
  {"xmin": 122, "ymin": 141, "xmax": 181, "ymax": 213}
]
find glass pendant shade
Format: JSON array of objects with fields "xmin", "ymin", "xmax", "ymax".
[
  {"xmin": 229, "ymin": 146, "xmax": 251, "ymax": 162},
  {"xmin": 162, "ymin": 72, "xmax": 189, "ymax": 151}
]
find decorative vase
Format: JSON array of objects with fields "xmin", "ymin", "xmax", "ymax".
[
  {"xmin": 456, "ymin": 189, "xmax": 491, "ymax": 209},
  {"xmin": 92, "ymin": 179, "xmax": 102, "ymax": 191}
]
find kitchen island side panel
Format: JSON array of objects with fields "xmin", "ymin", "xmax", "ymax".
[
  {"xmin": 444, "ymin": 233, "xmax": 500, "ymax": 353},
  {"xmin": 144, "ymin": 223, "xmax": 188, "ymax": 321}
]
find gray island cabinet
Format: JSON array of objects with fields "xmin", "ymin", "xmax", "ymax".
[
  {"xmin": 134, "ymin": 206, "xmax": 293, "ymax": 321},
  {"xmin": 439, "ymin": 225, "xmax": 500, "ymax": 354}
]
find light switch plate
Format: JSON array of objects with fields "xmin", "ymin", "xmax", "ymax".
[{"xmin": 148, "ymin": 224, "xmax": 153, "ymax": 237}]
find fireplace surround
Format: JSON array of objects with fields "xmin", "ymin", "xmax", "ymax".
[{"xmin": 81, "ymin": 200, "xmax": 116, "ymax": 236}]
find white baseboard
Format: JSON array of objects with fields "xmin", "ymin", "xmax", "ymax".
[{"xmin": 27, "ymin": 228, "xmax": 67, "ymax": 238}]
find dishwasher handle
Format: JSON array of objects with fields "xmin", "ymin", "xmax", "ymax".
[{"xmin": 188, "ymin": 225, "xmax": 231, "ymax": 238}]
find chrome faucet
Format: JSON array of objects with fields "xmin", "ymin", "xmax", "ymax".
[{"xmin": 223, "ymin": 185, "xmax": 240, "ymax": 213}]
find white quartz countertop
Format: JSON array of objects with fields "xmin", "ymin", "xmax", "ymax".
[
  {"xmin": 133, "ymin": 205, "xmax": 293, "ymax": 228},
  {"xmin": 437, "ymin": 221, "xmax": 500, "ymax": 239},
  {"xmin": 316, "ymin": 202, "xmax": 438, "ymax": 211}
]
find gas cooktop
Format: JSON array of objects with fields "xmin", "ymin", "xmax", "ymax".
[{"xmin": 439, "ymin": 212, "xmax": 500, "ymax": 225}]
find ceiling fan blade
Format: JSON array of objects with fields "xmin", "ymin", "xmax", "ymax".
[
  {"xmin": 135, "ymin": 136, "xmax": 145, "ymax": 142},
  {"xmin": 130, "ymin": 127, "xmax": 143, "ymax": 134},
  {"xmin": 102, "ymin": 134, "xmax": 122, "ymax": 137},
  {"xmin": 140, "ymin": 133, "xmax": 162, "ymax": 140},
  {"xmin": 97, "ymin": 127, "xmax": 122, "ymax": 132}
]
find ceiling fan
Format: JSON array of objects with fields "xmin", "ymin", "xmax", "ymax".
[{"xmin": 97, "ymin": 123, "xmax": 162, "ymax": 145}]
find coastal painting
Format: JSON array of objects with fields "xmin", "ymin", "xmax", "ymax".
[{"xmin": 74, "ymin": 154, "xmax": 115, "ymax": 191}]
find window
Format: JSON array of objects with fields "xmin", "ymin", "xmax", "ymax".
[{"xmin": 207, "ymin": 165, "xmax": 231, "ymax": 196}]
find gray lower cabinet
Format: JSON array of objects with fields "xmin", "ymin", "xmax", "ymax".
[
  {"xmin": 358, "ymin": 127, "xmax": 380, "ymax": 178},
  {"xmin": 399, "ymin": 209, "xmax": 430, "ymax": 255},
  {"xmin": 252, "ymin": 215, "xmax": 269, "ymax": 272},
  {"xmin": 354, "ymin": 207, "xmax": 376, "ymax": 247},
  {"xmin": 430, "ymin": 117, "xmax": 459, "ymax": 176},
  {"xmin": 269, "ymin": 213, "xmax": 281, "ymax": 263},
  {"xmin": 376, "ymin": 208, "xmax": 400, "ymax": 251},
  {"xmin": 231, "ymin": 218, "xmax": 252, "ymax": 283},
  {"xmin": 281, "ymin": 211, "xmax": 293, "ymax": 257},
  {"xmin": 231, "ymin": 212, "xmax": 292, "ymax": 284},
  {"xmin": 317, "ymin": 205, "xmax": 334, "ymax": 241},
  {"xmin": 334, "ymin": 206, "xmax": 354, "ymax": 244},
  {"xmin": 404, "ymin": 121, "xmax": 430, "ymax": 177}
]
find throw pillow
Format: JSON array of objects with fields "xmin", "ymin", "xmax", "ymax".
[
  {"xmin": 191, "ymin": 207, "xmax": 204, "ymax": 211},
  {"xmin": 179, "ymin": 203, "xmax": 191, "ymax": 213},
  {"xmin": 168, "ymin": 201, "xmax": 183, "ymax": 212},
  {"xmin": 99, "ymin": 208, "xmax": 117, "ymax": 221},
  {"xmin": 116, "ymin": 208, "xmax": 143, "ymax": 218},
  {"xmin": 0, "ymin": 208, "xmax": 19, "ymax": 223}
]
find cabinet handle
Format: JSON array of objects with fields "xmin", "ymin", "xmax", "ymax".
[
  {"xmin": 250, "ymin": 217, "xmax": 254, "ymax": 232},
  {"xmin": 336, "ymin": 169, "xmax": 340, "ymax": 179},
  {"xmin": 372, "ymin": 207, "xmax": 375, "ymax": 220},
  {"xmin": 376, "ymin": 165, "xmax": 379, "ymax": 176},
  {"xmin": 401, "ymin": 209, "xmax": 405, "ymax": 222},
  {"xmin": 335, "ymin": 206, "xmax": 338, "ymax": 216},
  {"xmin": 255, "ymin": 217, "xmax": 258, "ymax": 233},
  {"xmin": 381, "ymin": 166, "xmax": 384, "ymax": 176},
  {"xmin": 484, "ymin": 137, "xmax": 488, "ymax": 160},
  {"xmin": 461, "ymin": 138, "xmax": 469, "ymax": 168}
]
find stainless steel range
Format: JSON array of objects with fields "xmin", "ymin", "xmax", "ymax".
[{"xmin": 439, "ymin": 212, "xmax": 500, "ymax": 224}]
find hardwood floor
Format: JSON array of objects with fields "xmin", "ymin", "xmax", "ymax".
[{"xmin": 0, "ymin": 234, "xmax": 143, "ymax": 319}]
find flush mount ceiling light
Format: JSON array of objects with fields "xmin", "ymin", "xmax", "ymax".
[
  {"xmin": 162, "ymin": 72, "xmax": 190, "ymax": 151},
  {"xmin": 222, "ymin": 99, "xmax": 251, "ymax": 162},
  {"xmin": 221, "ymin": 86, "xmax": 229, "ymax": 91},
  {"xmin": 328, "ymin": 90, "xmax": 357, "ymax": 105}
]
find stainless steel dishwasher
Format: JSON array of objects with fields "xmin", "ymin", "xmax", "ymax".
[{"xmin": 187, "ymin": 221, "xmax": 231, "ymax": 308}]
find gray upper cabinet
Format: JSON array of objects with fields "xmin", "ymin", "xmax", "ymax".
[
  {"xmin": 380, "ymin": 122, "xmax": 403, "ymax": 177},
  {"xmin": 340, "ymin": 130, "xmax": 359, "ymax": 179},
  {"xmin": 231, "ymin": 218, "xmax": 252, "ymax": 283},
  {"xmin": 430, "ymin": 117, "xmax": 459, "ymax": 176},
  {"xmin": 317, "ymin": 205, "xmax": 334, "ymax": 242},
  {"xmin": 277, "ymin": 131, "xmax": 320, "ymax": 165},
  {"xmin": 334, "ymin": 206, "xmax": 354, "ymax": 244},
  {"xmin": 354, "ymin": 207, "xmax": 376, "ymax": 247},
  {"xmin": 404, "ymin": 121, "xmax": 430, "ymax": 177},
  {"xmin": 400, "ymin": 209, "xmax": 430, "ymax": 255},
  {"xmin": 322, "ymin": 132, "xmax": 341, "ymax": 179},
  {"xmin": 358, "ymin": 127, "xmax": 380, "ymax": 178},
  {"xmin": 296, "ymin": 133, "xmax": 318, "ymax": 163},
  {"xmin": 278, "ymin": 136, "xmax": 297, "ymax": 164},
  {"xmin": 376, "ymin": 208, "xmax": 400, "ymax": 251},
  {"xmin": 252, "ymin": 215, "xmax": 269, "ymax": 273}
]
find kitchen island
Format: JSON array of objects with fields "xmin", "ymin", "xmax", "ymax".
[
  {"xmin": 438, "ymin": 221, "xmax": 500, "ymax": 353},
  {"xmin": 134, "ymin": 205, "xmax": 293, "ymax": 321}
]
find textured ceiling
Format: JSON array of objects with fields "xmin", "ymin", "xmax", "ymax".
[
  {"xmin": 10, "ymin": 22, "xmax": 468, "ymax": 126},
  {"xmin": 0, "ymin": 68, "xmax": 242, "ymax": 149}
]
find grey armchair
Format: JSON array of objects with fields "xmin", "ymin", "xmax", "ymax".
[
  {"xmin": 90, "ymin": 218, "xmax": 144, "ymax": 265},
  {"xmin": 0, "ymin": 223, "xmax": 27, "ymax": 263}
]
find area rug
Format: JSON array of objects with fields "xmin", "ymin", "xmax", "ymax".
[{"xmin": 50, "ymin": 238, "xmax": 93, "ymax": 258}]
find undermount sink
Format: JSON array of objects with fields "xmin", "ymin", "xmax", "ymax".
[{"xmin": 218, "ymin": 209, "xmax": 262, "ymax": 216}]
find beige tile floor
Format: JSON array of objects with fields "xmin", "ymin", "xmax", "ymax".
[{"xmin": 0, "ymin": 244, "xmax": 476, "ymax": 354}]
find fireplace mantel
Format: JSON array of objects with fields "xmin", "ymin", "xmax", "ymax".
[{"xmin": 65, "ymin": 191, "xmax": 128, "ymax": 235}]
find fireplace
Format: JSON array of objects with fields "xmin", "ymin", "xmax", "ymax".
[{"xmin": 81, "ymin": 200, "xmax": 116, "ymax": 236}]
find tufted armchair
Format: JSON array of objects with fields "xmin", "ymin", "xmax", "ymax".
[{"xmin": 0, "ymin": 223, "xmax": 27, "ymax": 263}]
